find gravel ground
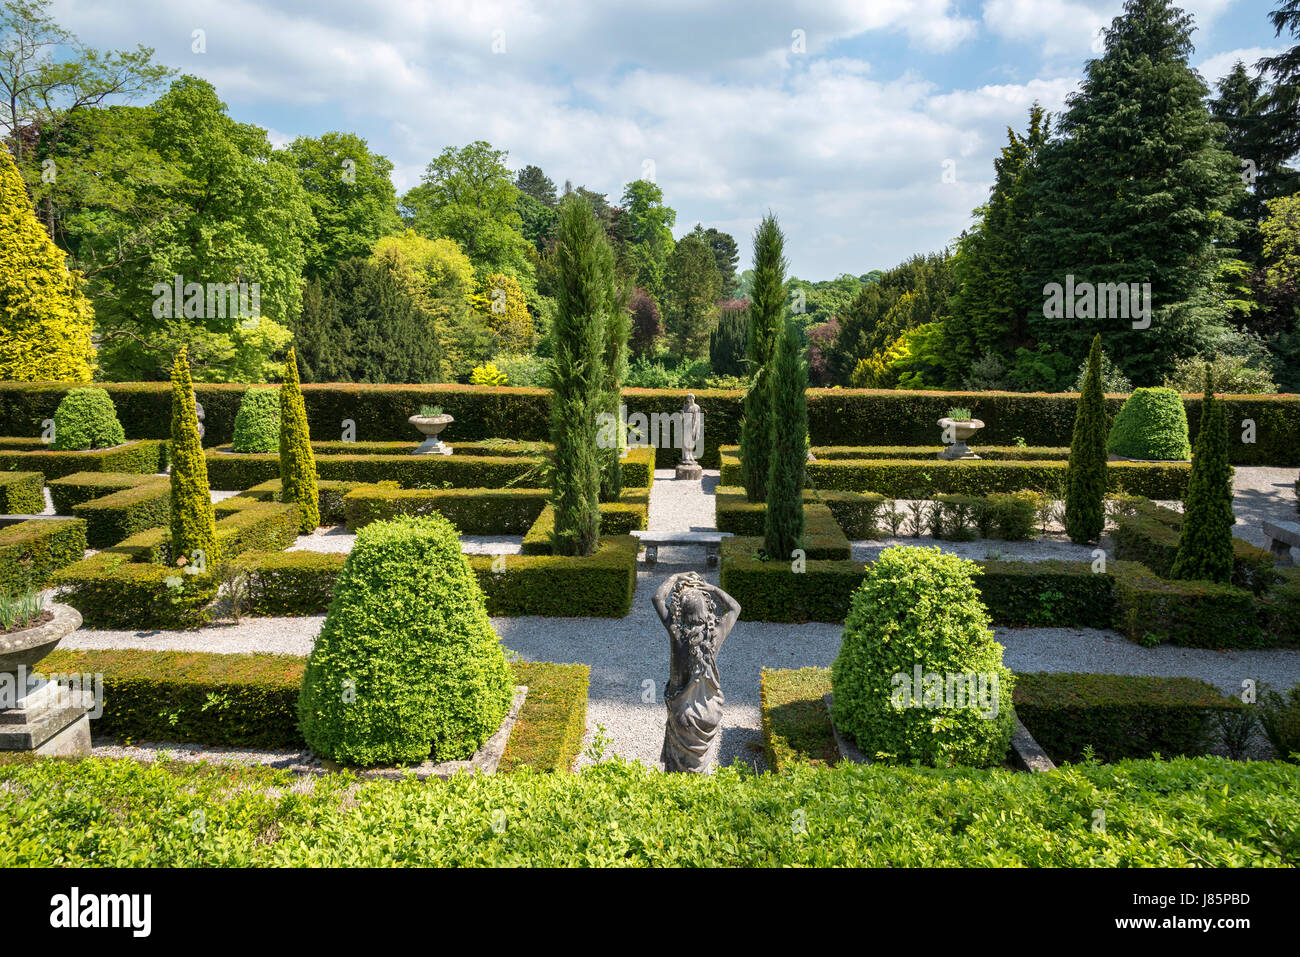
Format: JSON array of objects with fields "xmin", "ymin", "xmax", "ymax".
[
  {"xmin": 852, "ymin": 535, "xmax": 1097, "ymax": 563},
  {"xmin": 1232, "ymin": 466, "xmax": 1297, "ymax": 555}
]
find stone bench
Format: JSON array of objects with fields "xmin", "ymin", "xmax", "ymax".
[
  {"xmin": 1263, "ymin": 520, "xmax": 1300, "ymax": 565},
  {"xmin": 631, "ymin": 530, "xmax": 732, "ymax": 567}
]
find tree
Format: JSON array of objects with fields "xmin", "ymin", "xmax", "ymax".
[
  {"xmin": 628, "ymin": 287, "xmax": 662, "ymax": 357},
  {"xmin": 1024, "ymin": 0, "xmax": 1243, "ymax": 385},
  {"xmin": 402, "ymin": 140, "xmax": 532, "ymax": 282},
  {"xmin": 701, "ymin": 227, "xmax": 741, "ymax": 298},
  {"xmin": 282, "ymin": 132, "xmax": 401, "ymax": 280},
  {"xmin": 764, "ymin": 320, "xmax": 807, "ymax": 560},
  {"xmin": 474, "ymin": 271, "xmax": 533, "ymax": 353},
  {"xmin": 515, "ymin": 164, "xmax": 557, "ymax": 207},
  {"xmin": 618, "ymin": 179, "xmax": 675, "ymax": 300},
  {"xmin": 1065, "ymin": 335, "xmax": 1108, "ymax": 544},
  {"xmin": 600, "ymin": 281, "xmax": 630, "ymax": 501},
  {"xmin": 663, "ymin": 232, "xmax": 722, "ymax": 358},
  {"xmin": 1258, "ymin": 1, "xmax": 1300, "ymax": 162},
  {"xmin": 550, "ymin": 195, "xmax": 614, "ymax": 556},
  {"xmin": 279, "ymin": 346, "xmax": 320, "ymax": 534},
  {"xmin": 168, "ymin": 346, "xmax": 219, "ymax": 571},
  {"xmin": 1170, "ymin": 366, "xmax": 1235, "ymax": 583},
  {"xmin": 941, "ymin": 106, "xmax": 1049, "ymax": 382},
  {"xmin": 739, "ymin": 214, "xmax": 787, "ymax": 502},
  {"xmin": 709, "ymin": 299, "xmax": 750, "ymax": 377},
  {"xmin": 0, "ymin": 145, "xmax": 92, "ymax": 379}
]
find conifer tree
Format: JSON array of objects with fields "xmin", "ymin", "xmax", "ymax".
[
  {"xmin": 600, "ymin": 284, "xmax": 630, "ymax": 501},
  {"xmin": 0, "ymin": 148, "xmax": 94, "ymax": 381},
  {"xmin": 1065, "ymin": 335, "xmax": 1109, "ymax": 544},
  {"xmin": 169, "ymin": 347, "xmax": 219, "ymax": 571},
  {"xmin": 550, "ymin": 196, "xmax": 613, "ymax": 556},
  {"xmin": 763, "ymin": 320, "xmax": 807, "ymax": 560},
  {"xmin": 740, "ymin": 214, "xmax": 787, "ymax": 502},
  {"xmin": 709, "ymin": 301, "xmax": 750, "ymax": 377},
  {"xmin": 1170, "ymin": 366, "xmax": 1235, "ymax": 583},
  {"xmin": 279, "ymin": 347, "xmax": 320, "ymax": 533}
]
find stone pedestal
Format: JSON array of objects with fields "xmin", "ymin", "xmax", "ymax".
[
  {"xmin": 0, "ymin": 679, "xmax": 93, "ymax": 756},
  {"xmin": 675, "ymin": 462, "xmax": 703, "ymax": 480},
  {"xmin": 937, "ymin": 444, "xmax": 980, "ymax": 461},
  {"xmin": 413, "ymin": 436, "xmax": 453, "ymax": 455}
]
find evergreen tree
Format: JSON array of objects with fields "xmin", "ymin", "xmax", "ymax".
[
  {"xmin": 600, "ymin": 284, "xmax": 630, "ymax": 501},
  {"xmin": 1065, "ymin": 335, "xmax": 1109, "ymax": 544},
  {"xmin": 279, "ymin": 347, "xmax": 320, "ymax": 534},
  {"xmin": 764, "ymin": 321, "xmax": 807, "ymax": 560},
  {"xmin": 1170, "ymin": 366, "xmax": 1235, "ymax": 583},
  {"xmin": 702, "ymin": 227, "xmax": 741, "ymax": 298},
  {"xmin": 550, "ymin": 196, "xmax": 613, "ymax": 556},
  {"xmin": 515, "ymin": 164, "xmax": 558, "ymax": 207},
  {"xmin": 1258, "ymin": 2, "xmax": 1300, "ymax": 161},
  {"xmin": 941, "ymin": 106, "xmax": 1048, "ymax": 382},
  {"xmin": 0, "ymin": 148, "xmax": 94, "ymax": 381},
  {"xmin": 663, "ymin": 232, "xmax": 722, "ymax": 358},
  {"xmin": 169, "ymin": 347, "xmax": 219, "ymax": 570},
  {"xmin": 627, "ymin": 288, "xmax": 662, "ymax": 357},
  {"xmin": 1024, "ymin": 0, "xmax": 1244, "ymax": 385},
  {"xmin": 709, "ymin": 300, "xmax": 750, "ymax": 377},
  {"xmin": 740, "ymin": 214, "xmax": 787, "ymax": 502}
]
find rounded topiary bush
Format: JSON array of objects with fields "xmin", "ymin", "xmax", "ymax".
[
  {"xmin": 230, "ymin": 387, "xmax": 280, "ymax": 453},
  {"xmin": 298, "ymin": 513, "xmax": 514, "ymax": 766},
  {"xmin": 51, "ymin": 387, "xmax": 126, "ymax": 451},
  {"xmin": 1106, "ymin": 387, "xmax": 1191, "ymax": 460},
  {"xmin": 830, "ymin": 546, "xmax": 1015, "ymax": 767}
]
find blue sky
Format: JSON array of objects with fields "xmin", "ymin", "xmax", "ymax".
[{"xmin": 54, "ymin": 0, "xmax": 1293, "ymax": 280}]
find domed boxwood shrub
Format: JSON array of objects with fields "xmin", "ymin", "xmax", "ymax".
[
  {"xmin": 231, "ymin": 387, "xmax": 280, "ymax": 453},
  {"xmin": 1106, "ymin": 387, "xmax": 1191, "ymax": 460},
  {"xmin": 298, "ymin": 513, "xmax": 514, "ymax": 766},
  {"xmin": 831, "ymin": 546, "xmax": 1015, "ymax": 767},
  {"xmin": 51, "ymin": 388, "xmax": 126, "ymax": 451}
]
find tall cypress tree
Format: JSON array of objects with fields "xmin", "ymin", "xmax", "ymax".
[
  {"xmin": 1065, "ymin": 335, "xmax": 1109, "ymax": 544},
  {"xmin": 169, "ymin": 347, "xmax": 219, "ymax": 570},
  {"xmin": 709, "ymin": 301, "xmax": 750, "ymax": 377},
  {"xmin": 1024, "ymin": 0, "xmax": 1243, "ymax": 384},
  {"xmin": 280, "ymin": 347, "xmax": 320, "ymax": 534},
  {"xmin": 551, "ymin": 195, "xmax": 613, "ymax": 556},
  {"xmin": 600, "ymin": 284, "xmax": 630, "ymax": 501},
  {"xmin": 740, "ymin": 214, "xmax": 787, "ymax": 502},
  {"xmin": 764, "ymin": 320, "xmax": 807, "ymax": 560},
  {"xmin": 1170, "ymin": 366, "xmax": 1235, "ymax": 583}
]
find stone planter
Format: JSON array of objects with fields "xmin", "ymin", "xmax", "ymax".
[
  {"xmin": 937, "ymin": 417, "xmax": 984, "ymax": 460},
  {"xmin": 0, "ymin": 603, "xmax": 93, "ymax": 756},
  {"xmin": 408, "ymin": 414, "xmax": 454, "ymax": 455}
]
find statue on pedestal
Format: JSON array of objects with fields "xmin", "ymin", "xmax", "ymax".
[
  {"xmin": 652, "ymin": 572, "xmax": 741, "ymax": 772},
  {"xmin": 675, "ymin": 393, "xmax": 703, "ymax": 480}
]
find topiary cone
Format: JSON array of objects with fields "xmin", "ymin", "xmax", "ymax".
[
  {"xmin": 1065, "ymin": 334, "xmax": 1107, "ymax": 544},
  {"xmin": 1170, "ymin": 365, "xmax": 1235, "ymax": 584},
  {"xmin": 279, "ymin": 348, "xmax": 320, "ymax": 533},
  {"xmin": 169, "ymin": 347, "xmax": 220, "ymax": 571}
]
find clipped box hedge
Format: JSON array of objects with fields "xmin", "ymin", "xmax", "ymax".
[
  {"xmin": 1013, "ymin": 672, "xmax": 1242, "ymax": 763},
  {"xmin": 235, "ymin": 550, "xmax": 346, "ymax": 616},
  {"xmin": 976, "ymin": 559, "xmax": 1116, "ymax": 628},
  {"xmin": 2, "ymin": 384, "xmax": 1297, "ymax": 464},
  {"xmin": 1113, "ymin": 561, "xmax": 1264, "ymax": 649},
  {"xmin": 0, "ymin": 471, "xmax": 43, "ymax": 514},
  {"xmin": 714, "ymin": 485, "xmax": 885, "ymax": 540},
  {"xmin": 1111, "ymin": 504, "xmax": 1277, "ymax": 595},
  {"xmin": 809, "ymin": 445, "xmax": 1072, "ymax": 461},
  {"xmin": 49, "ymin": 473, "xmax": 171, "ymax": 549},
  {"xmin": 343, "ymin": 486, "xmax": 550, "ymax": 535},
  {"xmin": 237, "ymin": 478, "xmax": 386, "ymax": 527},
  {"xmin": 0, "ymin": 517, "xmax": 86, "ymax": 593},
  {"xmin": 0, "ymin": 437, "xmax": 167, "ymax": 479},
  {"xmin": 520, "ymin": 498, "xmax": 650, "ymax": 554},
  {"xmin": 204, "ymin": 447, "xmax": 546, "ymax": 491},
  {"xmin": 469, "ymin": 536, "xmax": 639, "ymax": 618}
]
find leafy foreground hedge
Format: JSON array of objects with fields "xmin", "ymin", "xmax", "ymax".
[
  {"xmin": 0, "ymin": 754, "xmax": 1296, "ymax": 866},
  {"xmin": 40, "ymin": 650, "xmax": 587, "ymax": 773}
]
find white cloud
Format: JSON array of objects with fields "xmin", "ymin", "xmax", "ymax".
[{"xmin": 1197, "ymin": 46, "xmax": 1282, "ymax": 86}]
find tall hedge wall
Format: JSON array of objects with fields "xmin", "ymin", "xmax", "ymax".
[{"xmin": 1, "ymin": 384, "xmax": 1295, "ymax": 465}]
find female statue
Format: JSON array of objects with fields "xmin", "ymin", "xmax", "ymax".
[{"xmin": 652, "ymin": 572, "xmax": 741, "ymax": 772}]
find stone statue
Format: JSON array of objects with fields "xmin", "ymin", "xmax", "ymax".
[
  {"xmin": 675, "ymin": 393, "xmax": 703, "ymax": 480},
  {"xmin": 652, "ymin": 572, "xmax": 741, "ymax": 772}
]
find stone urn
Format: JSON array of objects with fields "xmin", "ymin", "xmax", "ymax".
[
  {"xmin": 408, "ymin": 413, "xmax": 454, "ymax": 455},
  {"xmin": 937, "ymin": 417, "xmax": 984, "ymax": 460},
  {"xmin": 0, "ymin": 603, "xmax": 93, "ymax": 756}
]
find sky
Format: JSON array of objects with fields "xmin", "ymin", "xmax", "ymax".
[{"xmin": 52, "ymin": 0, "xmax": 1293, "ymax": 281}]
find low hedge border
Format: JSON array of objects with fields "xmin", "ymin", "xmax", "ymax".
[
  {"xmin": 520, "ymin": 497, "xmax": 650, "ymax": 555},
  {"xmin": 1114, "ymin": 561, "xmax": 1266, "ymax": 649},
  {"xmin": 469, "ymin": 536, "xmax": 639, "ymax": 618},
  {"xmin": 0, "ymin": 518, "xmax": 86, "ymax": 593},
  {"xmin": 234, "ymin": 550, "xmax": 346, "ymax": 616},
  {"xmin": 714, "ymin": 486, "xmax": 886, "ymax": 540},
  {"xmin": 0, "ymin": 471, "xmax": 43, "ymax": 514},
  {"xmin": 807, "ymin": 445, "xmax": 1072, "ymax": 461},
  {"xmin": 759, "ymin": 667, "xmax": 1243, "ymax": 768},
  {"xmin": 69, "ymin": 479, "xmax": 169, "ymax": 550},
  {"xmin": 977, "ymin": 559, "xmax": 1116, "ymax": 628},
  {"xmin": 237, "ymin": 478, "xmax": 391, "ymax": 527},
  {"xmin": 1112, "ymin": 505, "xmax": 1277, "ymax": 595},
  {"xmin": 0, "ymin": 438, "xmax": 167, "ymax": 480},
  {"xmin": 38, "ymin": 648, "xmax": 589, "ymax": 770},
  {"xmin": 343, "ymin": 486, "xmax": 550, "ymax": 535},
  {"xmin": 720, "ymin": 452, "xmax": 1190, "ymax": 500},
  {"xmin": 204, "ymin": 448, "xmax": 547, "ymax": 491}
]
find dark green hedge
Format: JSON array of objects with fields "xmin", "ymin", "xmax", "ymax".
[
  {"xmin": 977, "ymin": 560, "xmax": 1115, "ymax": 627},
  {"xmin": 1257, "ymin": 567, "xmax": 1300, "ymax": 645},
  {"xmin": 1111, "ymin": 505, "xmax": 1277, "ymax": 595},
  {"xmin": 808, "ymin": 445, "xmax": 1071, "ymax": 461},
  {"xmin": 469, "ymin": 536, "xmax": 638, "ymax": 618},
  {"xmin": 66, "ymin": 479, "xmax": 169, "ymax": 549},
  {"xmin": 238, "ymin": 478, "xmax": 382, "ymax": 527},
  {"xmin": 49, "ymin": 471, "xmax": 146, "ymax": 513},
  {"xmin": 1114, "ymin": 561, "xmax": 1264, "ymax": 649},
  {"xmin": 0, "ymin": 518, "xmax": 86, "ymax": 592},
  {"xmin": 719, "ymin": 539, "xmax": 864, "ymax": 622},
  {"xmin": 1013, "ymin": 672, "xmax": 1241, "ymax": 763},
  {"xmin": 520, "ymin": 499, "xmax": 650, "ymax": 554},
  {"xmin": 343, "ymin": 486, "xmax": 550, "ymax": 535},
  {"xmin": 205, "ymin": 448, "xmax": 545, "ymax": 491},
  {"xmin": 0, "ymin": 438, "xmax": 167, "ymax": 480},
  {"xmin": 235, "ymin": 550, "xmax": 346, "ymax": 616},
  {"xmin": 0, "ymin": 471, "xmax": 43, "ymax": 514},
  {"xmin": 715, "ymin": 486, "xmax": 885, "ymax": 539},
  {"xmin": 3, "ymin": 384, "xmax": 1296, "ymax": 464},
  {"xmin": 54, "ymin": 552, "xmax": 219, "ymax": 630}
]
